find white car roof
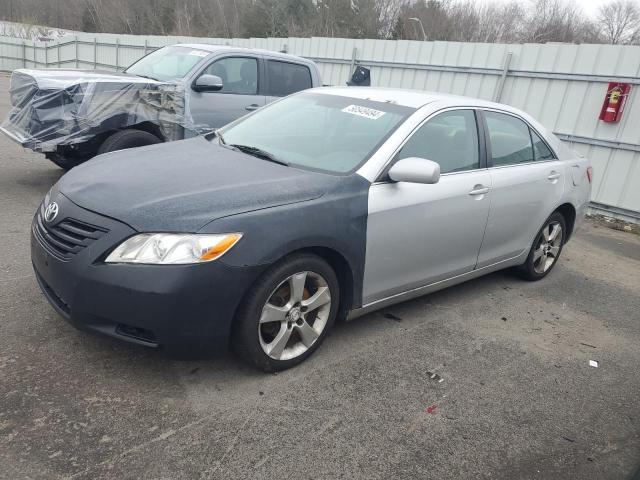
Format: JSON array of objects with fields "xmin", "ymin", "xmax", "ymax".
[
  {"xmin": 311, "ymin": 86, "xmax": 516, "ymax": 111},
  {"xmin": 311, "ymin": 85, "xmax": 554, "ymax": 145}
]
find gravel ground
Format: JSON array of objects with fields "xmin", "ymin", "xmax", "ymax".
[{"xmin": 0, "ymin": 75, "xmax": 639, "ymax": 480}]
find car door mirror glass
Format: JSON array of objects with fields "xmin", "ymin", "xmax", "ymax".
[
  {"xmin": 194, "ymin": 74, "xmax": 223, "ymax": 92},
  {"xmin": 388, "ymin": 157, "xmax": 441, "ymax": 184}
]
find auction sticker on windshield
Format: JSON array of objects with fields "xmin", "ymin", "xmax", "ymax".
[{"xmin": 342, "ymin": 105, "xmax": 386, "ymax": 120}]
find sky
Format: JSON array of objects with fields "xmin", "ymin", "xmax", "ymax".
[
  {"xmin": 565, "ymin": 0, "xmax": 638, "ymax": 16},
  {"xmin": 577, "ymin": 0, "xmax": 617, "ymax": 16},
  {"xmin": 480, "ymin": 0, "xmax": 640, "ymax": 18}
]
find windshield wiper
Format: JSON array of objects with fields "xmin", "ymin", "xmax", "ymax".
[{"xmin": 229, "ymin": 144, "xmax": 288, "ymax": 166}]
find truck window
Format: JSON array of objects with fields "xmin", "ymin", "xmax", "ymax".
[
  {"xmin": 266, "ymin": 60, "xmax": 312, "ymax": 97},
  {"xmin": 203, "ymin": 57, "xmax": 258, "ymax": 95}
]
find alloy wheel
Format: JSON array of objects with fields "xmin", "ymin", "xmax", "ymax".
[
  {"xmin": 258, "ymin": 271, "xmax": 332, "ymax": 361},
  {"xmin": 532, "ymin": 221, "xmax": 563, "ymax": 274}
]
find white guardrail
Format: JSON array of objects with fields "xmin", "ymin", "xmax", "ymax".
[{"xmin": 1, "ymin": 28, "xmax": 639, "ymax": 220}]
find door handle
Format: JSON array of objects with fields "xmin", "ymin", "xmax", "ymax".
[
  {"xmin": 469, "ymin": 186, "xmax": 490, "ymax": 196},
  {"xmin": 245, "ymin": 104, "xmax": 260, "ymax": 111},
  {"xmin": 547, "ymin": 171, "xmax": 561, "ymax": 181}
]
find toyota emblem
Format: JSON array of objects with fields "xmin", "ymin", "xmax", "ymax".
[{"xmin": 44, "ymin": 202, "xmax": 59, "ymax": 223}]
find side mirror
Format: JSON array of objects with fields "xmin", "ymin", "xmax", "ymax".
[
  {"xmin": 193, "ymin": 74, "xmax": 223, "ymax": 92},
  {"xmin": 388, "ymin": 157, "xmax": 440, "ymax": 184}
]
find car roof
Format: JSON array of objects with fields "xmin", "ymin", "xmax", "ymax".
[
  {"xmin": 311, "ymin": 86, "xmax": 514, "ymax": 111},
  {"xmin": 173, "ymin": 43, "xmax": 313, "ymax": 64}
]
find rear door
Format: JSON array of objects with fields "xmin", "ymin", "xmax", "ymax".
[
  {"xmin": 264, "ymin": 59, "xmax": 313, "ymax": 104},
  {"xmin": 362, "ymin": 109, "xmax": 491, "ymax": 305},
  {"xmin": 476, "ymin": 110, "xmax": 564, "ymax": 267},
  {"xmin": 189, "ymin": 55, "xmax": 266, "ymax": 129}
]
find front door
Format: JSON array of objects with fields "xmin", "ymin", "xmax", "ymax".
[
  {"xmin": 189, "ymin": 56, "xmax": 266, "ymax": 130},
  {"xmin": 362, "ymin": 109, "xmax": 491, "ymax": 305}
]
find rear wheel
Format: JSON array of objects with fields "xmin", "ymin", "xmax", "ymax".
[
  {"xmin": 518, "ymin": 211, "xmax": 566, "ymax": 281},
  {"xmin": 97, "ymin": 129, "xmax": 161, "ymax": 155},
  {"xmin": 232, "ymin": 254, "xmax": 339, "ymax": 372}
]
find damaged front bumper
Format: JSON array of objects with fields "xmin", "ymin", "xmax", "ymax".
[
  {"xmin": 1, "ymin": 69, "xmax": 193, "ymax": 154},
  {"xmin": 0, "ymin": 124, "xmax": 58, "ymax": 152}
]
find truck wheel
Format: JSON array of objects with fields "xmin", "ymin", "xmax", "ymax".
[{"xmin": 97, "ymin": 129, "xmax": 161, "ymax": 155}]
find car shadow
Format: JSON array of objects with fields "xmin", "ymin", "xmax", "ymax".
[
  {"xmin": 12, "ymin": 164, "xmax": 65, "ymax": 195},
  {"xmin": 333, "ymin": 268, "xmax": 521, "ymax": 334},
  {"xmin": 67, "ymin": 267, "xmax": 525, "ymax": 382}
]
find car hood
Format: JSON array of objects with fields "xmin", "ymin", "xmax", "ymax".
[
  {"xmin": 11, "ymin": 69, "xmax": 166, "ymax": 92},
  {"xmin": 57, "ymin": 137, "xmax": 333, "ymax": 232}
]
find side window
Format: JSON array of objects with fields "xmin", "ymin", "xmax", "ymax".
[
  {"xmin": 203, "ymin": 57, "xmax": 257, "ymax": 95},
  {"xmin": 397, "ymin": 110, "xmax": 479, "ymax": 174},
  {"xmin": 485, "ymin": 111, "xmax": 534, "ymax": 166},
  {"xmin": 267, "ymin": 60, "xmax": 312, "ymax": 97},
  {"xmin": 531, "ymin": 129, "xmax": 555, "ymax": 161}
]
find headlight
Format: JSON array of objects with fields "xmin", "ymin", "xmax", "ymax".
[{"xmin": 105, "ymin": 233, "xmax": 242, "ymax": 265}]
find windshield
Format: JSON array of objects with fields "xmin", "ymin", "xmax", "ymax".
[
  {"xmin": 125, "ymin": 46, "xmax": 210, "ymax": 81},
  {"xmin": 219, "ymin": 92, "xmax": 413, "ymax": 174}
]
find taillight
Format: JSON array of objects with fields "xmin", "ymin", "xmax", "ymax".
[{"xmin": 586, "ymin": 166, "xmax": 593, "ymax": 183}]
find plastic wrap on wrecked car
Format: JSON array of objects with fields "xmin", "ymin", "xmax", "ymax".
[{"xmin": 0, "ymin": 69, "xmax": 196, "ymax": 152}]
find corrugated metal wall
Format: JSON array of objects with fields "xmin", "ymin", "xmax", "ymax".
[{"xmin": 1, "ymin": 28, "xmax": 639, "ymax": 218}]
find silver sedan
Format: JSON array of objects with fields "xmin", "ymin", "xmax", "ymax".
[{"xmin": 32, "ymin": 87, "xmax": 593, "ymax": 371}]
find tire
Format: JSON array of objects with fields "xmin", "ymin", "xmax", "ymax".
[
  {"xmin": 518, "ymin": 211, "xmax": 566, "ymax": 281},
  {"xmin": 97, "ymin": 129, "xmax": 161, "ymax": 155},
  {"xmin": 232, "ymin": 253, "xmax": 340, "ymax": 372}
]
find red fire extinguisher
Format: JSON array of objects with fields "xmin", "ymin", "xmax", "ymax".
[{"xmin": 599, "ymin": 83, "xmax": 631, "ymax": 123}]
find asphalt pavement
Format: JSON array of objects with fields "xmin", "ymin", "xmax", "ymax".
[{"xmin": 1, "ymin": 75, "xmax": 639, "ymax": 480}]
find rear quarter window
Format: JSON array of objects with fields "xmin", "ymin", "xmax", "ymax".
[{"xmin": 531, "ymin": 129, "xmax": 555, "ymax": 160}]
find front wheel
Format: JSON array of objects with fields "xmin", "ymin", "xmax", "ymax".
[
  {"xmin": 232, "ymin": 254, "xmax": 339, "ymax": 372},
  {"xmin": 97, "ymin": 129, "xmax": 161, "ymax": 155},
  {"xmin": 518, "ymin": 211, "xmax": 566, "ymax": 281}
]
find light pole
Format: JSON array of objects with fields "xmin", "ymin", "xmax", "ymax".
[{"xmin": 409, "ymin": 17, "xmax": 427, "ymax": 41}]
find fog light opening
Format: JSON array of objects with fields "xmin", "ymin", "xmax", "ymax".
[{"xmin": 115, "ymin": 324, "xmax": 157, "ymax": 343}]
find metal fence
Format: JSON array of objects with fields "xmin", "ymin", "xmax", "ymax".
[{"xmin": 1, "ymin": 28, "xmax": 639, "ymax": 220}]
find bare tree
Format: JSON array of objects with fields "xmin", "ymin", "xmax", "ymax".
[
  {"xmin": 475, "ymin": 2, "xmax": 525, "ymax": 43},
  {"xmin": 597, "ymin": 0, "xmax": 640, "ymax": 44},
  {"xmin": 377, "ymin": 0, "xmax": 405, "ymax": 38},
  {"xmin": 1, "ymin": 0, "xmax": 638, "ymax": 45},
  {"xmin": 521, "ymin": 0, "xmax": 587, "ymax": 43}
]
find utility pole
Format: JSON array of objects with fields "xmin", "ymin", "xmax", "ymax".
[{"xmin": 409, "ymin": 17, "xmax": 427, "ymax": 41}]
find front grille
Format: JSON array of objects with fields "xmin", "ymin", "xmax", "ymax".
[{"xmin": 34, "ymin": 211, "xmax": 108, "ymax": 261}]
